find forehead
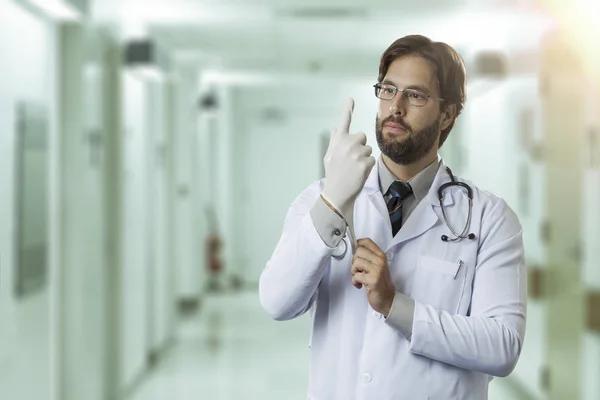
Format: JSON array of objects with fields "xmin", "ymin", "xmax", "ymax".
[{"xmin": 383, "ymin": 56, "xmax": 438, "ymax": 93}]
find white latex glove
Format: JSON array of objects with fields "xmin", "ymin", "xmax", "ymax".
[{"xmin": 321, "ymin": 98, "xmax": 375, "ymax": 253}]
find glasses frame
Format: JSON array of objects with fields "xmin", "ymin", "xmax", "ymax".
[{"xmin": 373, "ymin": 83, "xmax": 444, "ymax": 107}]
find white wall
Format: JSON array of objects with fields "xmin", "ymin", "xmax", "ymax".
[{"xmin": 0, "ymin": 2, "xmax": 57, "ymax": 399}]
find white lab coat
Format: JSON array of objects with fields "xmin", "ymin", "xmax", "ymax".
[{"xmin": 259, "ymin": 158, "xmax": 527, "ymax": 400}]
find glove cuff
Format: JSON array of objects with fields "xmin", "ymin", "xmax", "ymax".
[
  {"xmin": 320, "ymin": 193, "xmax": 346, "ymax": 221},
  {"xmin": 321, "ymin": 193, "xmax": 357, "ymax": 254}
]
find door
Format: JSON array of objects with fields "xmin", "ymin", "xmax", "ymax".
[
  {"xmin": 120, "ymin": 71, "xmax": 151, "ymax": 391},
  {"xmin": 148, "ymin": 81, "xmax": 173, "ymax": 356},
  {"xmin": 58, "ymin": 24, "xmax": 108, "ymax": 400}
]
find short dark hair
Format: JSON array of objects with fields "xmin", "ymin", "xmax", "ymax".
[{"xmin": 378, "ymin": 35, "xmax": 466, "ymax": 147}]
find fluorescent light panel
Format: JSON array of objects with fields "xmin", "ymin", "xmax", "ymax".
[{"xmin": 28, "ymin": 0, "xmax": 82, "ymax": 21}]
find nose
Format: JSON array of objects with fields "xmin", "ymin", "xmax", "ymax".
[{"xmin": 389, "ymin": 92, "xmax": 407, "ymax": 117}]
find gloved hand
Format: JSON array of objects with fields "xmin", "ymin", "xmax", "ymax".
[{"xmin": 321, "ymin": 98, "xmax": 375, "ymax": 253}]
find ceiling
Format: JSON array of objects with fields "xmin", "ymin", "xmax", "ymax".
[{"xmin": 92, "ymin": 0, "xmax": 553, "ymax": 77}]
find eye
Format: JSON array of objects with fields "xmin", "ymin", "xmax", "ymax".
[
  {"xmin": 407, "ymin": 90, "xmax": 427, "ymax": 100},
  {"xmin": 382, "ymin": 86, "xmax": 395, "ymax": 94}
]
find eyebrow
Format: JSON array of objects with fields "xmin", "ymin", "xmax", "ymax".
[{"xmin": 381, "ymin": 80, "xmax": 433, "ymax": 96}]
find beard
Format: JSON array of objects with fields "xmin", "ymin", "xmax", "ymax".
[{"xmin": 375, "ymin": 114, "xmax": 441, "ymax": 165}]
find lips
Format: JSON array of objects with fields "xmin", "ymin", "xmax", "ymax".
[{"xmin": 385, "ymin": 122, "xmax": 409, "ymax": 132}]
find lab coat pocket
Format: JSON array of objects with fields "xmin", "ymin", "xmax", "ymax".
[{"xmin": 412, "ymin": 255, "xmax": 466, "ymax": 313}]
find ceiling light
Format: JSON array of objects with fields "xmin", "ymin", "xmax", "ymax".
[
  {"xmin": 26, "ymin": 0, "xmax": 83, "ymax": 21},
  {"xmin": 276, "ymin": 7, "xmax": 367, "ymax": 20}
]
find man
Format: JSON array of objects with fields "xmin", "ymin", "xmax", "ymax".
[{"xmin": 259, "ymin": 35, "xmax": 527, "ymax": 400}]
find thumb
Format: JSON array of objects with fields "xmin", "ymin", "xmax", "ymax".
[{"xmin": 328, "ymin": 126, "xmax": 338, "ymax": 143}]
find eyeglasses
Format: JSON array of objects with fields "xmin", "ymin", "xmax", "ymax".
[{"xmin": 373, "ymin": 83, "xmax": 444, "ymax": 107}]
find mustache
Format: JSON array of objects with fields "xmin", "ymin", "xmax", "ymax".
[{"xmin": 381, "ymin": 116, "xmax": 412, "ymax": 132}]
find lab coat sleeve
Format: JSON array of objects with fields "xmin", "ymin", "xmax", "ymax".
[
  {"xmin": 408, "ymin": 198, "xmax": 527, "ymax": 377},
  {"xmin": 259, "ymin": 181, "xmax": 337, "ymax": 321},
  {"xmin": 311, "ymin": 196, "xmax": 347, "ymax": 248},
  {"xmin": 384, "ymin": 292, "xmax": 415, "ymax": 339}
]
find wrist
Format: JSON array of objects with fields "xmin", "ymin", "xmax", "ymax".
[
  {"xmin": 382, "ymin": 291, "xmax": 396, "ymax": 318},
  {"xmin": 321, "ymin": 192, "xmax": 355, "ymax": 220},
  {"xmin": 320, "ymin": 194, "xmax": 345, "ymax": 220}
]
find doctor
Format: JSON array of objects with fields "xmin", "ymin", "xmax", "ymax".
[{"xmin": 259, "ymin": 34, "xmax": 527, "ymax": 400}]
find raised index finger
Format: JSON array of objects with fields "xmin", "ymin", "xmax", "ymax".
[{"xmin": 339, "ymin": 98, "xmax": 355, "ymax": 134}]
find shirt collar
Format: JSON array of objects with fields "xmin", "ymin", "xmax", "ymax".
[{"xmin": 378, "ymin": 155, "xmax": 441, "ymax": 202}]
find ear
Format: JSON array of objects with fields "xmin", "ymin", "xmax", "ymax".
[{"xmin": 440, "ymin": 104, "xmax": 456, "ymax": 132}]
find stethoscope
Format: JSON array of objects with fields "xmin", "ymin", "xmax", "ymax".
[
  {"xmin": 332, "ymin": 166, "xmax": 476, "ymax": 259},
  {"xmin": 439, "ymin": 166, "xmax": 476, "ymax": 242}
]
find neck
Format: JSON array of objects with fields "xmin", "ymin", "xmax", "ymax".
[{"xmin": 382, "ymin": 150, "xmax": 438, "ymax": 182}]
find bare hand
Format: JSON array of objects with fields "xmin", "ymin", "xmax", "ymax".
[{"xmin": 351, "ymin": 238, "xmax": 396, "ymax": 316}]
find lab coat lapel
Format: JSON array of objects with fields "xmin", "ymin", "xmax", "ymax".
[
  {"xmin": 389, "ymin": 161, "xmax": 454, "ymax": 247},
  {"xmin": 364, "ymin": 158, "xmax": 391, "ymax": 229}
]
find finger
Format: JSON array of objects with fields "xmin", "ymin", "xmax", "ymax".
[
  {"xmin": 357, "ymin": 238, "xmax": 386, "ymax": 258},
  {"xmin": 329, "ymin": 127, "xmax": 338, "ymax": 141},
  {"xmin": 353, "ymin": 132, "xmax": 367, "ymax": 146},
  {"xmin": 361, "ymin": 156, "xmax": 376, "ymax": 177},
  {"xmin": 353, "ymin": 246, "xmax": 382, "ymax": 266},
  {"xmin": 350, "ymin": 258, "xmax": 372, "ymax": 276},
  {"xmin": 353, "ymin": 272, "xmax": 370, "ymax": 287},
  {"xmin": 352, "ymin": 276, "xmax": 363, "ymax": 289},
  {"xmin": 339, "ymin": 98, "xmax": 355, "ymax": 134},
  {"xmin": 366, "ymin": 156, "xmax": 376, "ymax": 170},
  {"xmin": 360, "ymin": 145, "xmax": 373, "ymax": 158}
]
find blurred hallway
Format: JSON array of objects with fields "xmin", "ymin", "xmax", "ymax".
[
  {"xmin": 129, "ymin": 290, "xmax": 529, "ymax": 400},
  {"xmin": 1, "ymin": 0, "xmax": 600, "ymax": 399},
  {"xmin": 129, "ymin": 290, "xmax": 310, "ymax": 399}
]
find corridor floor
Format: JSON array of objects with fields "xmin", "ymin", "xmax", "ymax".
[{"xmin": 130, "ymin": 291, "xmax": 525, "ymax": 400}]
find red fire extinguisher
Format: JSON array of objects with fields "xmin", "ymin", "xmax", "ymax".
[
  {"xmin": 207, "ymin": 234, "xmax": 222, "ymax": 273},
  {"xmin": 205, "ymin": 205, "xmax": 224, "ymax": 275}
]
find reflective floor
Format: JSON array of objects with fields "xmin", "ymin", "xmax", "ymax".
[{"xmin": 130, "ymin": 291, "xmax": 525, "ymax": 400}]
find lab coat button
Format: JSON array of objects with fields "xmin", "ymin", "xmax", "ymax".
[
  {"xmin": 363, "ymin": 373, "xmax": 372, "ymax": 383},
  {"xmin": 386, "ymin": 252, "xmax": 394, "ymax": 261},
  {"xmin": 333, "ymin": 229, "xmax": 341, "ymax": 236}
]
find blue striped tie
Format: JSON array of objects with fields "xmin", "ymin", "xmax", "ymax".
[{"xmin": 387, "ymin": 181, "xmax": 413, "ymax": 236}]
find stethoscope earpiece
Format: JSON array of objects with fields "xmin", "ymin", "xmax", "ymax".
[{"xmin": 441, "ymin": 233, "xmax": 475, "ymax": 242}]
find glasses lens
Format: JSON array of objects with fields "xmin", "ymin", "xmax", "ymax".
[
  {"xmin": 405, "ymin": 89, "xmax": 428, "ymax": 107},
  {"xmin": 376, "ymin": 84, "xmax": 395, "ymax": 100}
]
